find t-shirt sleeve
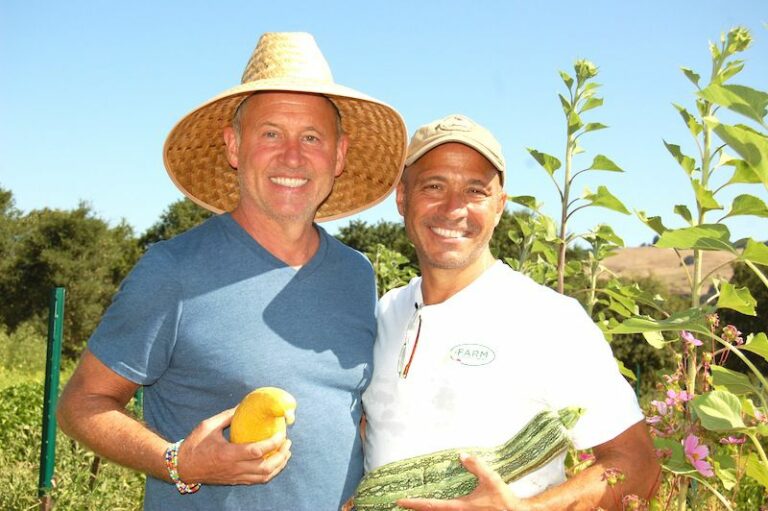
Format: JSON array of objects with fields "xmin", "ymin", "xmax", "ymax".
[
  {"xmin": 88, "ymin": 244, "xmax": 182, "ymax": 385},
  {"xmin": 543, "ymin": 297, "xmax": 644, "ymax": 450}
]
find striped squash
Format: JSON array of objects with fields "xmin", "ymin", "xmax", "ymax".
[{"xmin": 353, "ymin": 407, "xmax": 583, "ymax": 510}]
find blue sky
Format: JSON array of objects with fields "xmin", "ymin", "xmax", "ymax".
[{"xmin": 1, "ymin": 1, "xmax": 766, "ymax": 247}]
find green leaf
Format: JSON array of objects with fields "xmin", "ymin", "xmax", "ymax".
[
  {"xmin": 742, "ymin": 239, "xmax": 768, "ymax": 265},
  {"xmin": 581, "ymin": 122, "xmax": 608, "ymax": 135},
  {"xmin": 713, "ymin": 451, "xmax": 739, "ymax": 490},
  {"xmin": 558, "ymin": 94, "xmax": 571, "ymax": 115},
  {"xmin": 636, "ymin": 211, "xmax": 668, "ymax": 236},
  {"xmin": 588, "ymin": 154, "xmax": 623, "ymax": 172},
  {"xmin": 609, "ymin": 307, "xmax": 710, "ymax": 335},
  {"xmin": 508, "ymin": 195, "xmax": 539, "ymax": 211},
  {"xmin": 725, "ymin": 159, "xmax": 762, "ymax": 185},
  {"xmin": 673, "ymin": 204, "xmax": 693, "ymax": 224},
  {"xmin": 615, "ymin": 358, "xmax": 636, "ymax": 381},
  {"xmin": 654, "ymin": 437, "xmax": 689, "ymax": 474},
  {"xmin": 717, "ymin": 282, "xmax": 757, "ymax": 315},
  {"xmin": 593, "ymin": 224, "xmax": 624, "ymax": 246},
  {"xmin": 746, "ymin": 452, "xmax": 768, "ymax": 488},
  {"xmin": 725, "ymin": 194, "xmax": 768, "ymax": 218},
  {"xmin": 655, "ymin": 224, "xmax": 735, "ymax": 252},
  {"xmin": 711, "ymin": 365, "xmax": 756, "ymax": 395},
  {"xmin": 559, "ymin": 70, "xmax": 574, "ymax": 90},
  {"xmin": 567, "ymin": 110, "xmax": 583, "ymax": 134},
  {"xmin": 673, "ymin": 103, "xmax": 703, "ymax": 137},
  {"xmin": 691, "ymin": 390, "xmax": 746, "ymax": 432},
  {"xmin": 581, "ymin": 97, "xmax": 603, "ymax": 113},
  {"xmin": 642, "ymin": 330, "xmax": 668, "ymax": 349},
  {"xmin": 706, "ymin": 119, "xmax": 768, "ymax": 188},
  {"xmin": 691, "ymin": 179, "xmax": 722, "ymax": 212},
  {"xmin": 741, "ymin": 332, "xmax": 768, "ymax": 363},
  {"xmin": 582, "ymin": 186, "xmax": 630, "ymax": 214},
  {"xmin": 681, "ymin": 67, "xmax": 701, "ymax": 87},
  {"xmin": 698, "ymin": 84, "xmax": 768, "ymax": 125},
  {"xmin": 663, "ymin": 141, "xmax": 696, "ymax": 175},
  {"xmin": 527, "ymin": 148, "xmax": 561, "ymax": 176},
  {"xmin": 718, "ymin": 60, "xmax": 745, "ymax": 83}
]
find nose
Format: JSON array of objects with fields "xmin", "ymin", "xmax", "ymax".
[
  {"xmin": 280, "ymin": 137, "xmax": 304, "ymax": 169},
  {"xmin": 438, "ymin": 189, "xmax": 468, "ymax": 219}
]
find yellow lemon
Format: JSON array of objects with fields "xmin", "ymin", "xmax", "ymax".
[{"xmin": 230, "ymin": 387, "xmax": 296, "ymax": 446}]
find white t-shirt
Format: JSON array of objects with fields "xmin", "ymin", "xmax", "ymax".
[{"xmin": 362, "ymin": 261, "xmax": 643, "ymax": 498}]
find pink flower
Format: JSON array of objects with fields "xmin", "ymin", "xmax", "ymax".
[
  {"xmin": 720, "ymin": 436, "xmax": 746, "ymax": 445},
  {"xmin": 646, "ymin": 415, "xmax": 662, "ymax": 425},
  {"xmin": 651, "ymin": 400, "xmax": 668, "ymax": 415},
  {"xmin": 681, "ymin": 330, "xmax": 703, "ymax": 346},
  {"xmin": 601, "ymin": 467, "xmax": 626, "ymax": 486},
  {"xmin": 578, "ymin": 452, "xmax": 595, "ymax": 462},
  {"xmin": 722, "ymin": 325, "xmax": 743, "ymax": 345},
  {"xmin": 683, "ymin": 434, "xmax": 714, "ymax": 477},
  {"xmin": 665, "ymin": 389, "xmax": 693, "ymax": 409}
]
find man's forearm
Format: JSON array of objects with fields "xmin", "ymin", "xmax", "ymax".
[
  {"xmin": 58, "ymin": 392, "xmax": 170, "ymax": 481},
  {"xmin": 523, "ymin": 422, "xmax": 660, "ymax": 511}
]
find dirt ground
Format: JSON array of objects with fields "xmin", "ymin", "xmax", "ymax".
[{"xmin": 601, "ymin": 246, "xmax": 737, "ymax": 295}]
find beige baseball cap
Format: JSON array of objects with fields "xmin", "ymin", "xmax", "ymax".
[{"xmin": 405, "ymin": 114, "xmax": 505, "ymax": 185}]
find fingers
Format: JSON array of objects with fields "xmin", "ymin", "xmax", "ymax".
[
  {"xmin": 459, "ymin": 453, "xmax": 505, "ymax": 485},
  {"xmin": 232, "ymin": 439, "xmax": 293, "ymax": 484},
  {"xmin": 245, "ymin": 429, "xmax": 288, "ymax": 459},
  {"xmin": 202, "ymin": 407, "xmax": 237, "ymax": 431}
]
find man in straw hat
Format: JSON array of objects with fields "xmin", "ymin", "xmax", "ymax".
[
  {"xmin": 58, "ymin": 32, "xmax": 407, "ymax": 510},
  {"xmin": 360, "ymin": 115, "xmax": 659, "ymax": 510}
]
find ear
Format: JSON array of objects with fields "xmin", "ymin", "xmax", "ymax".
[
  {"xmin": 222, "ymin": 126, "xmax": 239, "ymax": 169},
  {"xmin": 395, "ymin": 180, "xmax": 406, "ymax": 217},
  {"xmin": 493, "ymin": 190, "xmax": 507, "ymax": 227},
  {"xmin": 334, "ymin": 134, "xmax": 349, "ymax": 177}
]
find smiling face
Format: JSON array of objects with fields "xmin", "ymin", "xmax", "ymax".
[
  {"xmin": 397, "ymin": 142, "xmax": 506, "ymax": 273},
  {"xmin": 223, "ymin": 91, "xmax": 348, "ymax": 227}
]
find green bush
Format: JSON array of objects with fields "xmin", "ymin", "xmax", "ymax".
[{"xmin": 0, "ymin": 381, "xmax": 145, "ymax": 510}]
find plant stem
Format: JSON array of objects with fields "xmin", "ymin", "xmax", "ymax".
[
  {"xmin": 557, "ymin": 133, "xmax": 573, "ymax": 295},
  {"xmin": 744, "ymin": 260, "xmax": 768, "ymax": 290}
]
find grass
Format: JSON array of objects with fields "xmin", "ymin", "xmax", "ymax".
[{"xmin": 0, "ymin": 328, "xmax": 145, "ymax": 510}]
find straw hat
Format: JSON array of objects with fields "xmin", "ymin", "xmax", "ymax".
[{"xmin": 163, "ymin": 32, "xmax": 407, "ymax": 221}]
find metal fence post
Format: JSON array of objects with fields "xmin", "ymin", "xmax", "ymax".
[{"xmin": 38, "ymin": 287, "xmax": 65, "ymax": 510}]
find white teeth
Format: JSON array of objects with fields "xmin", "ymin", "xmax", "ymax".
[
  {"xmin": 431, "ymin": 227, "xmax": 465, "ymax": 239},
  {"xmin": 271, "ymin": 176, "xmax": 307, "ymax": 188}
]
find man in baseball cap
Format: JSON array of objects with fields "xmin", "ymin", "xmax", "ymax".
[
  {"xmin": 58, "ymin": 32, "xmax": 407, "ymax": 510},
  {"xmin": 361, "ymin": 114, "xmax": 659, "ymax": 510}
]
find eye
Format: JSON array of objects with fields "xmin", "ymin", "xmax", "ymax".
[
  {"xmin": 303, "ymin": 134, "xmax": 320, "ymax": 143},
  {"xmin": 468, "ymin": 187, "xmax": 489, "ymax": 197},
  {"xmin": 262, "ymin": 130, "xmax": 279, "ymax": 139}
]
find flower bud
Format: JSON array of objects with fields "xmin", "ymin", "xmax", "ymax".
[
  {"xmin": 574, "ymin": 59, "xmax": 598, "ymax": 82},
  {"xmin": 726, "ymin": 27, "xmax": 752, "ymax": 54}
]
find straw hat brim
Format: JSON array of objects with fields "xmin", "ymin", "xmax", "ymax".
[{"xmin": 163, "ymin": 79, "xmax": 408, "ymax": 222}]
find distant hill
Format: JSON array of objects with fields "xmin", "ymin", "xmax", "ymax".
[{"xmin": 602, "ymin": 247, "xmax": 737, "ymax": 296}]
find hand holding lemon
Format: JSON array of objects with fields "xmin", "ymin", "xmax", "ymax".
[{"xmin": 230, "ymin": 387, "xmax": 297, "ymax": 456}]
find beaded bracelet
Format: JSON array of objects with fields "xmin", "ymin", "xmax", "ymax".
[{"xmin": 164, "ymin": 439, "xmax": 201, "ymax": 494}]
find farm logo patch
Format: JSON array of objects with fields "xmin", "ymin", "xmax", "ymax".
[{"xmin": 449, "ymin": 344, "xmax": 495, "ymax": 366}]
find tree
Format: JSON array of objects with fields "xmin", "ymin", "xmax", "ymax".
[
  {"xmin": 139, "ymin": 198, "xmax": 213, "ymax": 250},
  {"xmin": 0, "ymin": 203, "xmax": 140, "ymax": 357}
]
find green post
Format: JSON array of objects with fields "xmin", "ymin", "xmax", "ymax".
[
  {"xmin": 38, "ymin": 287, "xmax": 65, "ymax": 510},
  {"xmin": 635, "ymin": 362, "xmax": 642, "ymax": 398}
]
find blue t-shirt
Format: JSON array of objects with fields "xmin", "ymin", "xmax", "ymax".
[{"xmin": 89, "ymin": 214, "xmax": 377, "ymax": 510}]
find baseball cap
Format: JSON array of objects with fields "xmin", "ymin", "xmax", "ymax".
[{"xmin": 405, "ymin": 114, "xmax": 505, "ymax": 185}]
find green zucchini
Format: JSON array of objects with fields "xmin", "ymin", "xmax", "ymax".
[{"xmin": 353, "ymin": 407, "xmax": 583, "ymax": 511}]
